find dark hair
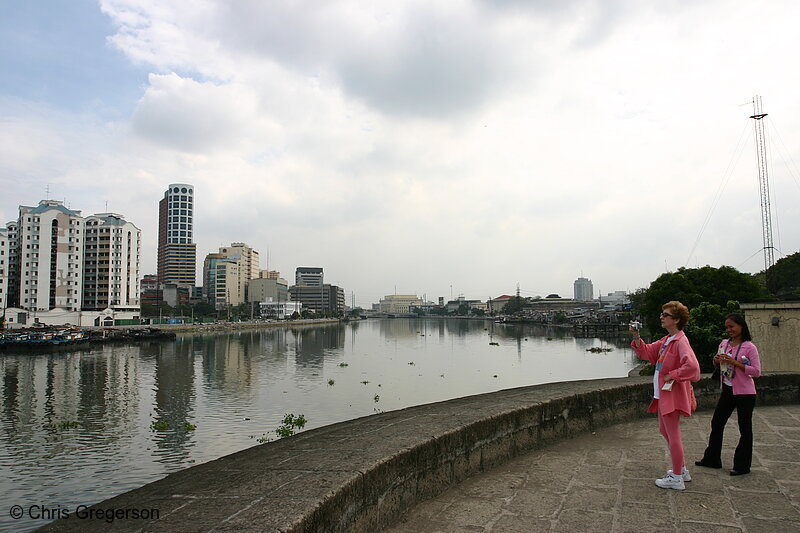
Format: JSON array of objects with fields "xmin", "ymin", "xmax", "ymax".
[{"xmin": 725, "ymin": 313, "xmax": 752, "ymax": 342}]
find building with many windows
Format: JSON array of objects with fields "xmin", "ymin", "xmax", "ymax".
[
  {"xmin": 157, "ymin": 184, "xmax": 196, "ymax": 287},
  {"xmin": 16, "ymin": 200, "xmax": 84, "ymax": 312},
  {"xmin": 574, "ymin": 277, "xmax": 594, "ymax": 302},
  {"xmin": 248, "ymin": 275, "xmax": 289, "ymax": 304},
  {"xmin": 295, "ymin": 267, "xmax": 323, "ymax": 287},
  {"xmin": 288, "ymin": 267, "xmax": 345, "ymax": 314},
  {"xmin": 202, "ymin": 243, "xmax": 261, "ymax": 309},
  {"xmin": 0, "ymin": 227, "xmax": 7, "ymax": 310},
  {"xmin": 3, "ymin": 221, "xmax": 20, "ymax": 308},
  {"xmin": 378, "ymin": 294, "xmax": 423, "ymax": 314},
  {"xmin": 82, "ymin": 213, "xmax": 141, "ymax": 311},
  {"xmin": 218, "ymin": 243, "xmax": 259, "ymax": 302}
]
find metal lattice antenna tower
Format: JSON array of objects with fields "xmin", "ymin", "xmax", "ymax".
[{"xmin": 749, "ymin": 96, "xmax": 775, "ymax": 271}]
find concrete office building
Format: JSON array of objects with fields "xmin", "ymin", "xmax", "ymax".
[
  {"xmin": 202, "ymin": 253, "xmax": 241, "ymax": 309},
  {"xmin": 296, "ymin": 267, "xmax": 323, "ymax": 287},
  {"xmin": 157, "ymin": 184, "xmax": 196, "ymax": 287},
  {"xmin": 209, "ymin": 260, "xmax": 242, "ymax": 309},
  {"xmin": 289, "ymin": 282, "xmax": 345, "ymax": 315},
  {"xmin": 574, "ymin": 277, "xmax": 594, "ymax": 302},
  {"xmin": 248, "ymin": 276, "xmax": 289, "ymax": 304},
  {"xmin": 16, "ymin": 200, "xmax": 84, "ymax": 312},
  {"xmin": 218, "ymin": 243, "xmax": 259, "ymax": 302},
  {"xmin": 82, "ymin": 213, "xmax": 141, "ymax": 311}
]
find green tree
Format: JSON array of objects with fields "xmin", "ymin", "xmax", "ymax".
[
  {"xmin": 634, "ymin": 266, "xmax": 761, "ymax": 333},
  {"xmin": 684, "ymin": 300, "xmax": 741, "ymax": 372},
  {"xmin": 457, "ymin": 303, "xmax": 470, "ymax": 315},
  {"xmin": 192, "ymin": 302, "xmax": 216, "ymax": 318},
  {"xmin": 470, "ymin": 307, "xmax": 485, "ymax": 317},
  {"xmin": 765, "ymin": 251, "xmax": 800, "ymax": 296},
  {"xmin": 502, "ymin": 297, "xmax": 524, "ymax": 315}
]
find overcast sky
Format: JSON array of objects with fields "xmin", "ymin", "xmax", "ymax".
[{"xmin": 2, "ymin": 0, "xmax": 799, "ymax": 306}]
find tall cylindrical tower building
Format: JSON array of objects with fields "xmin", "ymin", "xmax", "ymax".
[{"xmin": 157, "ymin": 183, "xmax": 196, "ymax": 286}]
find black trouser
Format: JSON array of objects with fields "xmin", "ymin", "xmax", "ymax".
[{"xmin": 701, "ymin": 384, "xmax": 756, "ymax": 471}]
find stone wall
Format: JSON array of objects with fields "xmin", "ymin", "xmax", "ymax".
[
  {"xmin": 742, "ymin": 302, "xmax": 800, "ymax": 371},
  {"xmin": 36, "ymin": 373, "xmax": 800, "ymax": 533}
]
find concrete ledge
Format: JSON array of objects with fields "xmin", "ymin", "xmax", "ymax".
[{"xmin": 36, "ymin": 372, "xmax": 800, "ymax": 533}]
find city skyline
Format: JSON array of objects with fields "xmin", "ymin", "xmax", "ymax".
[{"xmin": 2, "ymin": 1, "xmax": 800, "ymax": 307}]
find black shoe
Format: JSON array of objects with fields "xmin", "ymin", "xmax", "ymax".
[
  {"xmin": 695, "ymin": 459, "xmax": 722, "ymax": 469},
  {"xmin": 730, "ymin": 469, "xmax": 750, "ymax": 476}
]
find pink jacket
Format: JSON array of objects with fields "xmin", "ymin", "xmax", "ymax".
[
  {"xmin": 715, "ymin": 339, "xmax": 761, "ymax": 395},
  {"xmin": 632, "ymin": 330, "xmax": 701, "ymax": 416}
]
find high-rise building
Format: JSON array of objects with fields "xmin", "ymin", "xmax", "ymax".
[
  {"xmin": 574, "ymin": 277, "xmax": 594, "ymax": 302},
  {"xmin": 202, "ymin": 252, "xmax": 240, "ymax": 309},
  {"xmin": 0, "ymin": 227, "xmax": 8, "ymax": 310},
  {"xmin": 17, "ymin": 200, "xmax": 84, "ymax": 311},
  {"xmin": 82, "ymin": 213, "xmax": 141, "ymax": 310},
  {"xmin": 5, "ymin": 221, "xmax": 19, "ymax": 307},
  {"xmin": 289, "ymin": 267, "xmax": 344, "ymax": 314},
  {"xmin": 295, "ymin": 267, "xmax": 323, "ymax": 287},
  {"xmin": 218, "ymin": 243, "xmax": 259, "ymax": 301},
  {"xmin": 157, "ymin": 183, "xmax": 196, "ymax": 287}
]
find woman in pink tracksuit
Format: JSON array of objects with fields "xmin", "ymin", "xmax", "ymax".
[
  {"xmin": 631, "ymin": 301, "xmax": 701, "ymax": 491},
  {"xmin": 695, "ymin": 313, "xmax": 761, "ymax": 476}
]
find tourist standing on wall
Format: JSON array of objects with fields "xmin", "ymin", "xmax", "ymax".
[
  {"xmin": 695, "ymin": 313, "xmax": 761, "ymax": 476},
  {"xmin": 631, "ymin": 301, "xmax": 701, "ymax": 490}
]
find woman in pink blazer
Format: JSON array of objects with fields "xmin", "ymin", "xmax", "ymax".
[
  {"xmin": 695, "ymin": 313, "xmax": 761, "ymax": 476},
  {"xmin": 631, "ymin": 301, "xmax": 701, "ymax": 490}
]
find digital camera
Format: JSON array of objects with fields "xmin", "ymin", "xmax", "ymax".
[{"xmin": 629, "ymin": 320, "xmax": 642, "ymax": 330}]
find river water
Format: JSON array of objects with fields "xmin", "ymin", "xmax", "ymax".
[{"xmin": 0, "ymin": 318, "xmax": 636, "ymax": 532}]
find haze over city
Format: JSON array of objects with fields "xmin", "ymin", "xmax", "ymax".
[{"xmin": 2, "ymin": 0, "xmax": 799, "ymax": 306}]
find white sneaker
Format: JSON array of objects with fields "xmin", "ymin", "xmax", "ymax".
[
  {"xmin": 667, "ymin": 466, "xmax": 692, "ymax": 482},
  {"xmin": 655, "ymin": 472, "xmax": 685, "ymax": 490}
]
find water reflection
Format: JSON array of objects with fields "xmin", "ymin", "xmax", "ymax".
[{"xmin": 0, "ymin": 319, "xmax": 635, "ymax": 533}]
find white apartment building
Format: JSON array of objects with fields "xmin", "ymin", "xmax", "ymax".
[
  {"xmin": 82, "ymin": 213, "xmax": 141, "ymax": 311},
  {"xmin": 574, "ymin": 277, "xmax": 594, "ymax": 302},
  {"xmin": 379, "ymin": 294, "xmax": 423, "ymax": 314},
  {"xmin": 0, "ymin": 227, "xmax": 8, "ymax": 310},
  {"xmin": 17, "ymin": 200, "xmax": 84, "ymax": 312}
]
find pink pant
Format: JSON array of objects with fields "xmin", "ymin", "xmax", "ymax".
[{"xmin": 658, "ymin": 410, "xmax": 684, "ymax": 473}]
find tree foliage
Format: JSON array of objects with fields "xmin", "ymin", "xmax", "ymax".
[
  {"xmin": 684, "ymin": 301, "xmax": 741, "ymax": 372},
  {"xmin": 633, "ymin": 266, "xmax": 762, "ymax": 333},
  {"xmin": 502, "ymin": 297, "xmax": 524, "ymax": 315},
  {"xmin": 766, "ymin": 251, "xmax": 800, "ymax": 296}
]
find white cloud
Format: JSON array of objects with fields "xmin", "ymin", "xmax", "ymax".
[{"xmin": 3, "ymin": 0, "xmax": 800, "ymax": 303}]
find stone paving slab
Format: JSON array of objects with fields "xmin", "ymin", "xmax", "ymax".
[{"xmin": 382, "ymin": 405, "xmax": 800, "ymax": 533}]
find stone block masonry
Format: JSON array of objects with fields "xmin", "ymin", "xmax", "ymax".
[{"xmin": 34, "ymin": 373, "xmax": 800, "ymax": 532}]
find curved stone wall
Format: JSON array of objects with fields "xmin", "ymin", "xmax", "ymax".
[{"xmin": 36, "ymin": 373, "xmax": 800, "ymax": 533}]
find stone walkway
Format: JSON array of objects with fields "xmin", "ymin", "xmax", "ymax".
[{"xmin": 382, "ymin": 405, "xmax": 800, "ymax": 533}]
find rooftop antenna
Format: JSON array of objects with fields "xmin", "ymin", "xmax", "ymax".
[
  {"xmin": 749, "ymin": 95, "xmax": 775, "ymax": 271},
  {"xmin": 45, "ymin": 184, "xmax": 51, "ymax": 200}
]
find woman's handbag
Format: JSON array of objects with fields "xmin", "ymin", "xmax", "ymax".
[{"xmin": 711, "ymin": 365, "xmax": 721, "ymax": 381}]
